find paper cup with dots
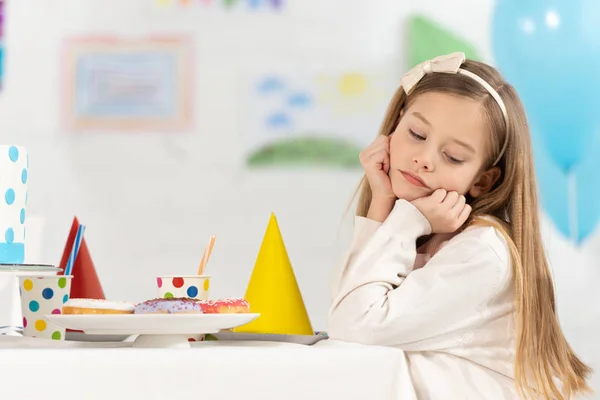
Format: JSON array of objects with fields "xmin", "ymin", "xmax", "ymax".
[
  {"xmin": 18, "ymin": 275, "xmax": 72, "ymax": 340},
  {"xmin": 157, "ymin": 275, "xmax": 210, "ymax": 300}
]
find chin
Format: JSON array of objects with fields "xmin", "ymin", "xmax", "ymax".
[{"xmin": 391, "ymin": 182, "xmax": 422, "ymax": 202}]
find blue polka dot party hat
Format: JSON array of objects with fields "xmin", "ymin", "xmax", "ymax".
[{"xmin": 0, "ymin": 145, "xmax": 28, "ymax": 264}]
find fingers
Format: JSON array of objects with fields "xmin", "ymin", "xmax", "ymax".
[
  {"xmin": 360, "ymin": 136, "xmax": 388, "ymax": 157},
  {"xmin": 360, "ymin": 136, "xmax": 391, "ymax": 170},
  {"xmin": 433, "ymin": 190, "xmax": 471, "ymax": 222},
  {"xmin": 429, "ymin": 188, "xmax": 447, "ymax": 203},
  {"xmin": 457, "ymin": 204, "xmax": 472, "ymax": 225},
  {"xmin": 360, "ymin": 147, "xmax": 389, "ymax": 166},
  {"xmin": 382, "ymin": 154, "xmax": 390, "ymax": 174},
  {"xmin": 369, "ymin": 136, "xmax": 390, "ymax": 154},
  {"xmin": 413, "ymin": 189, "xmax": 472, "ymax": 233},
  {"xmin": 442, "ymin": 191, "xmax": 459, "ymax": 208},
  {"xmin": 453, "ymin": 193, "xmax": 466, "ymax": 211},
  {"xmin": 442, "ymin": 192, "xmax": 470, "ymax": 222}
]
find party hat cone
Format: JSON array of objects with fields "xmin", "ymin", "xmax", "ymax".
[
  {"xmin": 234, "ymin": 213, "xmax": 313, "ymax": 335},
  {"xmin": 58, "ymin": 217, "xmax": 105, "ymax": 300}
]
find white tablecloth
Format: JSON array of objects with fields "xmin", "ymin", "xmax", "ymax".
[{"xmin": 0, "ymin": 336, "xmax": 417, "ymax": 399}]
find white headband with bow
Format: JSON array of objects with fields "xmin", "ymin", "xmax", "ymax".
[{"xmin": 400, "ymin": 52, "xmax": 509, "ymax": 166}]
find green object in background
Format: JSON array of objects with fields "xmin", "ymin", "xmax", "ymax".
[
  {"xmin": 407, "ymin": 15, "xmax": 481, "ymax": 69},
  {"xmin": 246, "ymin": 136, "xmax": 362, "ymax": 169},
  {"xmin": 222, "ymin": 0, "xmax": 240, "ymax": 8}
]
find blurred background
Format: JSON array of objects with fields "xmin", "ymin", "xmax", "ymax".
[{"xmin": 2, "ymin": 0, "xmax": 599, "ymax": 392}]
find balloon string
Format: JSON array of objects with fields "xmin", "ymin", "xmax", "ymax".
[{"xmin": 567, "ymin": 172, "xmax": 578, "ymax": 243}]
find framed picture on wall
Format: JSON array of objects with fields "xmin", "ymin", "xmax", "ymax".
[{"xmin": 61, "ymin": 35, "xmax": 194, "ymax": 133}]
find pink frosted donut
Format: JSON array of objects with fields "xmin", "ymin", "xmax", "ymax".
[
  {"xmin": 134, "ymin": 298, "xmax": 202, "ymax": 314},
  {"xmin": 198, "ymin": 298, "xmax": 250, "ymax": 314}
]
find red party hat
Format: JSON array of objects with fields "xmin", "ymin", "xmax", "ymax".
[{"xmin": 58, "ymin": 217, "xmax": 105, "ymax": 300}]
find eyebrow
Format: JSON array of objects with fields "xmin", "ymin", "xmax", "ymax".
[
  {"xmin": 410, "ymin": 111, "xmax": 476, "ymax": 154},
  {"xmin": 411, "ymin": 111, "xmax": 431, "ymax": 127},
  {"xmin": 451, "ymin": 138, "xmax": 476, "ymax": 154}
]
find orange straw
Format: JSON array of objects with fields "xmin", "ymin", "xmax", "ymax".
[{"xmin": 197, "ymin": 235, "xmax": 216, "ymax": 275}]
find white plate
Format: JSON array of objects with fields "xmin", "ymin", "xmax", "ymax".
[
  {"xmin": 64, "ymin": 331, "xmax": 132, "ymax": 342},
  {"xmin": 45, "ymin": 313, "xmax": 260, "ymax": 335}
]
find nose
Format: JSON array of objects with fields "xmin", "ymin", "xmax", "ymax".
[{"xmin": 412, "ymin": 147, "xmax": 435, "ymax": 171}]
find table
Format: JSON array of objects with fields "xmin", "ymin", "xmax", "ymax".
[{"xmin": 0, "ymin": 336, "xmax": 417, "ymax": 399}]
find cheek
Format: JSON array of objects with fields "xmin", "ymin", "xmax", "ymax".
[
  {"xmin": 389, "ymin": 134, "xmax": 408, "ymax": 164},
  {"xmin": 438, "ymin": 169, "xmax": 479, "ymax": 195}
]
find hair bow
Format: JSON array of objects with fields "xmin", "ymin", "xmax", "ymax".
[{"xmin": 400, "ymin": 52, "xmax": 466, "ymax": 95}]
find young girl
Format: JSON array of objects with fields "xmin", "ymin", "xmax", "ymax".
[{"xmin": 327, "ymin": 52, "xmax": 592, "ymax": 399}]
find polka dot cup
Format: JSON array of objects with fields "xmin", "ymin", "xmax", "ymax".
[
  {"xmin": 0, "ymin": 145, "xmax": 29, "ymax": 264},
  {"xmin": 156, "ymin": 275, "xmax": 210, "ymax": 301},
  {"xmin": 18, "ymin": 275, "xmax": 72, "ymax": 340}
]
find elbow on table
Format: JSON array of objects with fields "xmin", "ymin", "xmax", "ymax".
[{"xmin": 327, "ymin": 309, "xmax": 396, "ymax": 346}]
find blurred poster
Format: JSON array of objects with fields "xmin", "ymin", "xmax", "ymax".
[
  {"xmin": 240, "ymin": 67, "xmax": 396, "ymax": 169},
  {"xmin": 61, "ymin": 36, "xmax": 194, "ymax": 133}
]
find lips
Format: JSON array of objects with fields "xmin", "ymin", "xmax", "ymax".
[{"xmin": 400, "ymin": 171, "xmax": 428, "ymax": 188}]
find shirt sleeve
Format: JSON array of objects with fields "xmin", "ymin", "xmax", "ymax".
[
  {"xmin": 329, "ymin": 215, "xmax": 382, "ymax": 297},
  {"xmin": 327, "ymin": 199, "xmax": 510, "ymax": 351}
]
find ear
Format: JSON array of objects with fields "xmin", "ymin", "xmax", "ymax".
[{"xmin": 469, "ymin": 167, "xmax": 502, "ymax": 198}]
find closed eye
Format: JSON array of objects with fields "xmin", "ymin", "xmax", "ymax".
[
  {"xmin": 445, "ymin": 153, "xmax": 464, "ymax": 164},
  {"xmin": 409, "ymin": 129, "xmax": 425, "ymax": 140}
]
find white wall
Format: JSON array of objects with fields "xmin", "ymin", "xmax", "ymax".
[
  {"xmin": 2, "ymin": 0, "xmax": 599, "ymax": 394},
  {"xmin": 1, "ymin": 0, "xmax": 412, "ymax": 330}
]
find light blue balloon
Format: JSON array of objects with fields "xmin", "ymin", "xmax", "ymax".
[
  {"xmin": 492, "ymin": 0, "xmax": 600, "ymax": 172},
  {"xmin": 572, "ymin": 128, "xmax": 600, "ymax": 243},
  {"xmin": 531, "ymin": 133, "xmax": 570, "ymax": 239},
  {"xmin": 492, "ymin": 0, "xmax": 600, "ymax": 242},
  {"xmin": 539, "ymin": 128, "xmax": 600, "ymax": 243}
]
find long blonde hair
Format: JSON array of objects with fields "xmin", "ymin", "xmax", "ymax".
[{"xmin": 353, "ymin": 60, "xmax": 592, "ymax": 399}]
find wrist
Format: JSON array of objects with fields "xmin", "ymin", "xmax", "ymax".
[
  {"xmin": 380, "ymin": 199, "xmax": 432, "ymax": 238},
  {"xmin": 367, "ymin": 197, "xmax": 396, "ymax": 222}
]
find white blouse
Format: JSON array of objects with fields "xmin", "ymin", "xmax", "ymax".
[{"xmin": 328, "ymin": 199, "xmax": 519, "ymax": 399}]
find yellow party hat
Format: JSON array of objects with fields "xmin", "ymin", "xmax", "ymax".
[{"xmin": 234, "ymin": 213, "xmax": 313, "ymax": 335}]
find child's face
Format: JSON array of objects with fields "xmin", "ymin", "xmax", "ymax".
[{"xmin": 389, "ymin": 91, "xmax": 492, "ymax": 202}]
